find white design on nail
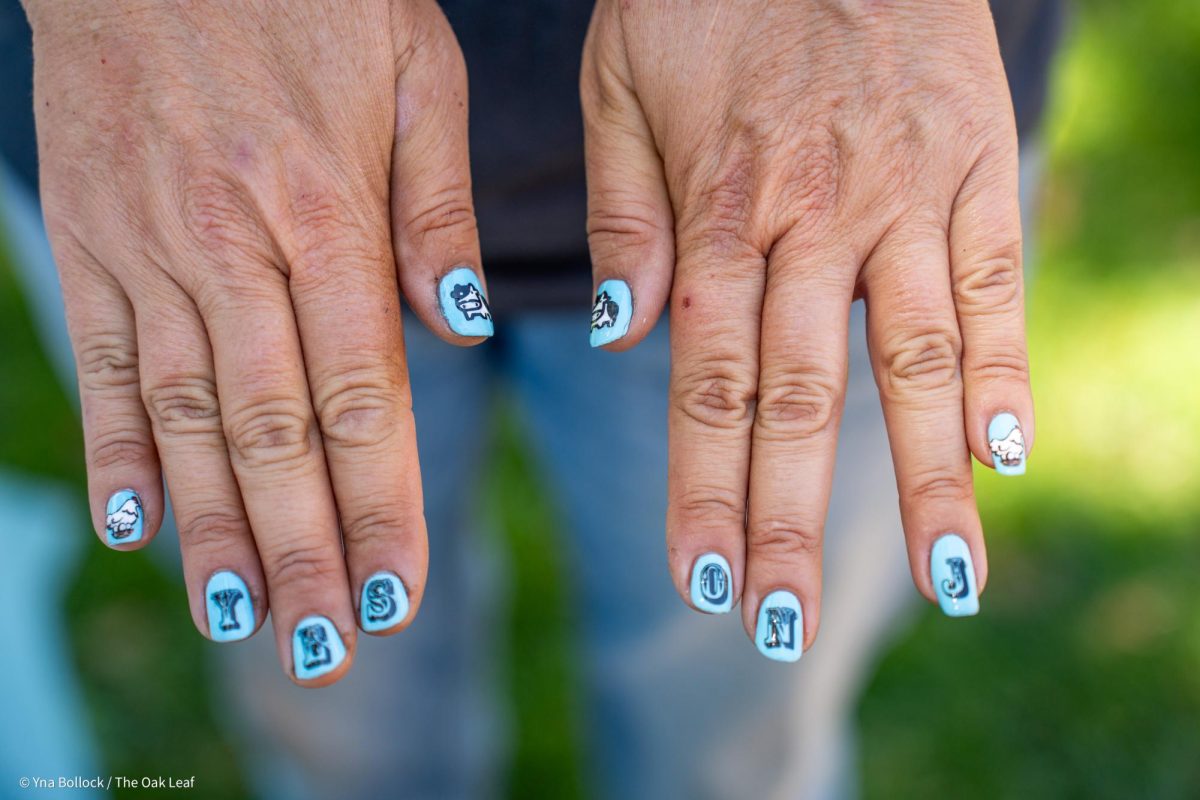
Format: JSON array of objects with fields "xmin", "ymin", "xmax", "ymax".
[
  {"xmin": 988, "ymin": 425, "xmax": 1025, "ymax": 467},
  {"xmin": 451, "ymin": 283, "xmax": 491, "ymax": 321},
  {"xmin": 105, "ymin": 495, "xmax": 141, "ymax": 540},
  {"xmin": 591, "ymin": 290, "xmax": 618, "ymax": 331}
]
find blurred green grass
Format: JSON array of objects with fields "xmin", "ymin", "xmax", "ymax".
[
  {"xmin": 0, "ymin": 0, "xmax": 1197, "ymax": 797},
  {"xmin": 859, "ymin": 1, "xmax": 1200, "ymax": 797}
]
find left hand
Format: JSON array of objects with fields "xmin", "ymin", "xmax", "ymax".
[{"xmin": 580, "ymin": 0, "xmax": 1033, "ymax": 654}]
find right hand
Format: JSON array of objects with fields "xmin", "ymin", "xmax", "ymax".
[{"xmin": 28, "ymin": 0, "xmax": 487, "ymax": 686}]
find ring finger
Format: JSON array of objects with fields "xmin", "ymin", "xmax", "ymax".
[
  {"xmin": 863, "ymin": 218, "xmax": 987, "ymax": 617},
  {"xmin": 129, "ymin": 272, "xmax": 266, "ymax": 643}
]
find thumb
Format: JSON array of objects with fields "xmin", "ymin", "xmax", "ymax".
[
  {"xmin": 580, "ymin": 6, "xmax": 674, "ymax": 351},
  {"xmin": 390, "ymin": 0, "xmax": 491, "ymax": 344}
]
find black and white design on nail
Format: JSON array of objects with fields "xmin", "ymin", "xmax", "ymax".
[
  {"xmin": 698, "ymin": 562, "xmax": 729, "ymax": 606},
  {"xmin": 210, "ymin": 588, "xmax": 245, "ymax": 632},
  {"xmin": 105, "ymin": 494, "xmax": 142, "ymax": 541},
  {"xmin": 763, "ymin": 607, "xmax": 798, "ymax": 651},
  {"xmin": 298, "ymin": 623, "xmax": 333, "ymax": 670},
  {"xmin": 451, "ymin": 283, "xmax": 491, "ymax": 321},
  {"xmin": 940, "ymin": 557, "xmax": 970, "ymax": 600},
  {"xmin": 988, "ymin": 426, "xmax": 1025, "ymax": 467},
  {"xmin": 591, "ymin": 290, "xmax": 618, "ymax": 332},
  {"xmin": 365, "ymin": 577, "xmax": 398, "ymax": 624}
]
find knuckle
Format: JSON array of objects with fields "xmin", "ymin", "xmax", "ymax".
[
  {"xmin": 287, "ymin": 182, "xmax": 380, "ymax": 267},
  {"xmin": 89, "ymin": 428, "xmax": 152, "ymax": 471},
  {"xmin": 263, "ymin": 539, "xmax": 342, "ymax": 589},
  {"xmin": 674, "ymin": 484, "xmax": 747, "ymax": 525},
  {"xmin": 907, "ymin": 469, "xmax": 974, "ymax": 505},
  {"xmin": 402, "ymin": 183, "xmax": 477, "ymax": 242},
  {"xmin": 175, "ymin": 509, "xmax": 248, "ymax": 551},
  {"xmin": 312, "ymin": 371, "xmax": 405, "ymax": 450},
  {"xmin": 672, "ymin": 489, "xmax": 744, "ymax": 532},
  {"xmin": 341, "ymin": 503, "xmax": 417, "ymax": 548},
  {"xmin": 282, "ymin": 176, "xmax": 387, "ymax": 284},
  {"xmin": 224, "ymin": 397, "xmax": 316, "ymax": 470},
  {"xmin": 952, "ymin": 251, "xmax": 1022, "ymax": 316},
  {"xmin": 673, "ymin": 359, "xmax": 757, "ymax": 430},
  {"xmin": 777, "ymin": 124, "xmax": 845, "ymax": 223},
  {"xmin": 684, "ymin": 196, "xmax": 755, "ymax": 257},
  {"xmin": 747, "ymin": 517, "xmax": 823, "ymax": 558},
  {"xmin": 755, "ymin": 369, "xmax": 842, "ymax": 438},
  {"xmin": 143, "ymin": 376, "xmax": 222, "ymax": 437},
  {"xmin": 587, "ymin": 194, "xmax": 668, "ymax": 261},
  {"xmin": 678, "ymin": 148, "xmax": 760, "ymax": 254},
  {"xmin": 966, "ymin": 351, "xmax": 1030, "ymax": 385},
  {"xmin": 179, "ymin": 167, "xmax": 264, "ymax": 256},
  {"xmin": 77, "ymin": 336, "xmax": 139, "ymax": 393},
  {"xmin": 878, "ymin": 327, "xmax": 962, "ymax": 397}
]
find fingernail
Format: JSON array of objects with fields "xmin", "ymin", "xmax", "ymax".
[
  {"xmin": 589, "ymin": 279, "xmax": 632, "ymax": 347},
  {"xmin": 360, "ymin": 571, "xmax": 410, "ymax": 633},
  {"xmin": 755, "ymin": 589, "xmax": 803, "ymax": 662},
  {"xmin": 104, "ymin": 489, "xmax": 143, "ymax": 546},
  {"xmin": 690, "ymin": 553, "xmax": 732, "ymax": 614},
  {"xmin": 439, "ymin": 266, "xmax": 494, "ymax": 337},
  {"xmin": 987, "ymin": 412, "xmax": 1026, "ymax": 476},
  {"xmin": 292, "ymin": 615, "xmax": 347, "ymax": 681},
  {"xmin": 930, "ymin": 533, "xmax": 980, "ymax": 617},
  {"xmin": 205, "ymin": 570, "xmax": 253, "ymax": 643}
]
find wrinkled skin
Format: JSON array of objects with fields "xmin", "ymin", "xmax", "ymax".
[
  {"xmin": 581, "ymin": 0, "xmax": 1034, "ymax": 646},
  {"xmin": 28, "ymin": 0, "xmax": 486, "ymax": 686}
]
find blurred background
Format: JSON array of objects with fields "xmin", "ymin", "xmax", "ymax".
[{"xmin": 1, "ymin": 0, "xmax": 1197, "ymax": 797}]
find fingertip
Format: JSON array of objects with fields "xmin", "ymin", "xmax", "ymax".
[
  {"xmin": 747, "ymin": 589, "xmax": 806, "ymax": 663},
  {"xmin": 589, "ymin": 278, "xmax": 634, "ymax": 348},
  {"xmin": 357, "ymin": 571, "xmax": 416, "ymax": 636},
  {"xmin": 435, "ymin": 265, "xmax": 495, "ymax": 342},
  {"xmin": 926, "ymin": 532, "xmax": 987, "ymax": 617},
  {"xmin": 287, "ymin": 614, "xmax": 356, "ymax": 688},
  {"xmin": 198, "ymin": 569, "xmax": 264, "ymax": 644},
  {"xmin": 687, "ymin": 552, "xmax": 736, "ymax": 615},
  {"xmin": 977, "ymin": 409, "xmax": 1030, "ymax": 476}
]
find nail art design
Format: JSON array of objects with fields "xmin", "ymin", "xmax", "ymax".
[
  {"xmin": 205, "ymin": 570, "xmax": 253, "ymax": 643},
  {"xmin": 755, "ymin": 590, "xmax": 803, "ymax": 662},
  {"xmin": 360, "ymin": 571, "xmax": 410, "ymax": 633},
  {"xmin": 292, "ymin": 615, "xmax": 347, "ymax": 681},
  {"xmin": 987, "ymin": 412, "xmax": 1026, "ymax": 476},
  {"xmin": 589, "ymin": 279, "xmax": 632, "ymax": 347},
  {"xmin": 438, "ymin": 266, "xmax": 494, "ymax": 337},
  {"xmin": 104, "ymin": 489, "xmax": 143, "ymax": 546},
  {"xmin": 930, "ymin": 533, "xmax": 979, "ymax": 617},
  {"xmin": 690, "ymin": 553, "xmax": 732, "ymax": 614}
]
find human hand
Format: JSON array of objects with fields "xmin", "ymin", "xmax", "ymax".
[
  {"xmin": 581, "ymin": 0, "xmax": 1033, "ymax": 659},
  {"xmin": 29, "ymin": 0, "xmax": 489, "ymax": 685}
]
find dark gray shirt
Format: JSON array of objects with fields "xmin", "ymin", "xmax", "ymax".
[{"xmin": 0, "ymin": 0, "xmax": 1062, "ymax": 311}]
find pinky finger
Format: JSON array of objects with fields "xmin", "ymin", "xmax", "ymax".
[
  {"xmin": 60, "ymin": 250, "xmax": 162, "ymax": 549},
  {"xmin": 951, "ymin": 149, "xmax": 1034, "ymax": 475}
]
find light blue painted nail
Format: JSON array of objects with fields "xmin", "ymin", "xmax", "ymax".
[
  {"xmin": 438, "ymin": 266, "xmax": 494, "ymax": 337},
  {"xmin": 104, "ymin": 489, "xmax": 143, "ymax": 546},
  {"xmin": 690, "ymin": 553, "xmax": 732, "ymax": 614},
  {"xmin": 589, "ymin": 279, "xmax": 632, "ymax": 347},
  {"xmin": 755, "ymin": 590, "xmax": 803, "ymax": 662},
  {"xmin": 205, "ymin": 570, "xmax": 253, "ymax": 643},
  {"xmin": 360, "ymin": 571, "xmax": 410, "ymax": 633},
  {"xmin": 987, "ymin": 412, "xmax": 1026, "ymax": 476},
  {"xmin": 930, "ymin": 533, "xmax": 980, "ymax": 617},
  {"xmin": 292, "ymin": 615, "xmax": 347, "ymax": 681}
]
